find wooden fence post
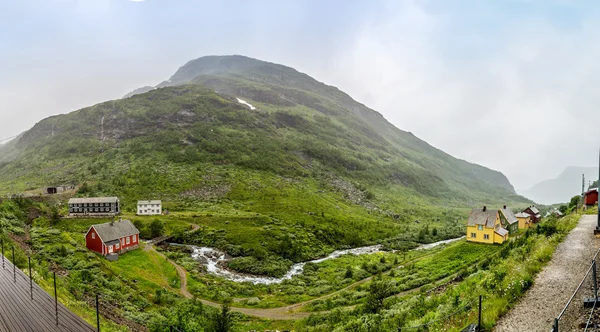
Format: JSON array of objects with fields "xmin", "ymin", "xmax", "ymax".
[
  {"xmin": 28, "ymin": 256, "xmax": 32, "ymax": 300},
  {"xmin": 12, "ymin": 246, "xmax": 15, "ymax": 283},
  {"xmin": 54, "ymin": 272, "xmax": 58, "ymax": 326},
  {"xmin": 96, "ymin": 294, "xmax": 100, "ymax": 332},
  {"xmin": 478, "ymin": 295, "xmax": 482, "ymax": 332}
]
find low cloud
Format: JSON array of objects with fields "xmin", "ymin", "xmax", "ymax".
[{"xmin": 314, "ymin": 1, "xmax": 600, "ymax": 189}]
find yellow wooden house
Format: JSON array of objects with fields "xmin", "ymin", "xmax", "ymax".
[
  {"xmin": 466, "ymin": 206, "xmax": 508, "ymax": 244},
  {"xmin": 515, "ymin": 212, "xmax": 532, "ymax": 230}
]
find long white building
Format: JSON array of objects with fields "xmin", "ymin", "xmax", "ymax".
[{"xmin": 137, "ymin": 200, "xmax": 162, "ymax": 216}]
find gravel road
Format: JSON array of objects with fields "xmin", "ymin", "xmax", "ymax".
[{"xmin": 494, "ymin": 215, "xmax": 600, "ymax": 332}]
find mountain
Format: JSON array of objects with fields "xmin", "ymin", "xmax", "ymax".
[
  {"xmin": 520, "ymin": 166, "xmax": 599, "ymax": 204},
  {"xmin": 122, "ymin": 86, "xmax": 155, "ymax": 99},
  {"xmin": 0, "ymin": 55, "xmax": 529, "ymax": 261}
]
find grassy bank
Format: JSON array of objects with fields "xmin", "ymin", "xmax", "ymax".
[{"xmin": 296, "ymin": 213, "xmax": 580, "ymax": 331}]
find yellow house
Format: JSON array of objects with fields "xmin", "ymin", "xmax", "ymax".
[
  {"xmin": 466, "ymin": 206, "xmax": 508, "ymax": 244},
  {"xmin": 515, "ymin": 212, "xmax": 532, "ymax": 230}
]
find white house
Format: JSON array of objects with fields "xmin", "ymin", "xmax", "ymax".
[{"xmin": 137, "ymin": 200, "xmax": 162, "ymax": 216}]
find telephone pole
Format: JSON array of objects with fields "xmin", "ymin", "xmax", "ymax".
[
  {"xmin": 595, "ymin": 148, "xmax": 600, "ymax": 234},
  {"xmin": 582, "ymin": 173, "xmax": 586, "ymax": 210}
]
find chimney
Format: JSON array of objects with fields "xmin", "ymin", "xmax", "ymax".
[
  {"xmin": 503, "ymin": 205, "xmax": 507, "ymax": 210},
  {"xmin": 483, "ymin": 206, "xmax": 487, "ymax": 212}
]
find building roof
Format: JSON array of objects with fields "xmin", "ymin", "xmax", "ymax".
[
  {"xmin": 586, "ymin": 188, "xmax": 598, "ymax": 195},
  {"xmin": 88, "ymin": 220, "xmax": 138, "ymax": 243},
  {"xmin": 69, "ymin": 197, "xmax": 119, "ymax": 204},
  {"xmin": 515, "ymin": 212, "xmax": 530, "ymax": 218},
  {"xmin": 138, "ymin": 200, "xmax": 161, "ymax": 205},
  {"xmin": 527, "ymin": 206, "xmax": 540, "ymax": 214},
  {"xmin": 467, "ymin": 208, "xmax": 498, "ymax": 228},
  {"xmin": 105, "ymin": 239, "xmax": 120, "ymax": 246},
  {"xmin": 500, "ymin": 207, "xmax": 518, "ymax": 225},
  {"xmin": 495, "ymin": 228, "xmax": 509, "ymax": 236}
]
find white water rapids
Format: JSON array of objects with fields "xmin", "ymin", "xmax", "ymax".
[{"xmin": 188, "ymin": 236, "xmax": 465, "ymax": 285}]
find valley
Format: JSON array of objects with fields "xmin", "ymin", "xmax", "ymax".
[
  {"xmin": 0, "ymin": 55, "xmax": 574, "ymax": 331},
  {"xmin": 0, "ymin": 197, "xmax": 580, "ymax": 331}
]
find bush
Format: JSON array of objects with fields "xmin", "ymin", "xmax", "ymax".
[
  {"xmin": 227, "ymin": 256, "xmax": 292, "ymax": 278},
  {"xmin": 363, "ymin": 278, "xmax": 394, "ymax": 314},
  {"xmin": 150, "ymin": 219, "xmax": 165, "ymax": 238}
]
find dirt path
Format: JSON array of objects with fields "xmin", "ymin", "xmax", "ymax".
[
  {"xmin": 143, "ymin": 223, "xmax": 464, "ymax": 320},
  {"xmin": 494, "ymin": 215, "xmax": 600, "ymax": 332},
  {"xmin": 143, "ymin": 234, "xmax": 468, "ymax": 320}
]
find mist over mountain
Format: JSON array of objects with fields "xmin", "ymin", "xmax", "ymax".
[
  {"xmin": 519, "ymin": 166, "xmax": 599, "ymax": 205},
  {"xmin": 1, "ymin": 56, "xmax": 526, "ymax": 211}
]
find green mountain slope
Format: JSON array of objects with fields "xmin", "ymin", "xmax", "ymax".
[{"xmin": 0, "ymin": 55, "xmax": 529, "ymax": 270}]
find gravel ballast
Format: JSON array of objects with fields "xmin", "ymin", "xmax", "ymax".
[{"xmin": 494, "ymin": 215, "xmax": 600, "ymax": 332}]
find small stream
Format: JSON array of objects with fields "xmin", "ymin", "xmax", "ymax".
[{"xmin": 188, "ymin": 236, "xmax": 465, "ymax": 285}]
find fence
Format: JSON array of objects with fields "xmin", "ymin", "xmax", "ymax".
[
  {"xmin": 0, "ymin": 239, "xmax": 184, "ymax": 332},
  {"xmin": 551, "ymin": 248, "xmax": 600, "ymax": 332},
  {"xmin": 397, "ymin": 296, "xmax": 483, "ymax": 332}
]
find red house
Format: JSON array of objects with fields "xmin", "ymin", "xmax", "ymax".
[
  {"xmin": 523, "ymin": 206, "xmax": 542, "ymax": 223},
  {"xmin": 85, "ymin": 219, "xmax": 140, "ymax": 256},
  {"xmin": 585, "ymin": 188, "xmax": 599, "ymax": 207}
]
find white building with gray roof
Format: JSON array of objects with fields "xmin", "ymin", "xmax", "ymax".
[{"xmin": 137, "ymin": 200, "xmax": 162, "ymax": 216}]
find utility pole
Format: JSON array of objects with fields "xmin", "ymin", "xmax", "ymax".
[
  {"xmin": 595, "ymin": 148, "xmax": 600, "ymax": 235},
  {"xmin": 582, "ymin": 173, "xmax": 586, "ymax": 211}
]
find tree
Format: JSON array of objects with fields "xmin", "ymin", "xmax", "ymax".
[
  {"xmin": 78, "ymin": 182, "xmax": 90, "ymax": 195},
  {"xmin": 364, "ymin": 278, "xmax": 394, "ymax": 314},
  {"xmin": 558, "ymin": 205, "xmax": 568, "ymax": 214},
  {"xmin": 49, "ymin": 205, "xmax": 61, "ymax": 226},
  {"xmin": 149, "ymin": 219, "xmax": 164, "ymax": 238},
  {"xmin": 344, "ymin": 266, "xmax": 353, "ymax": 279},
  {"xmin": 569, "ymin": 195, "xmax": 580, "ymax": 209},
  {"xmin": 212, "ymin": 302, "xmax": 234, "ymax": 332},
  {"xmin": 431, "ymin": 227, "xmax": 438, "ymax": 236}
]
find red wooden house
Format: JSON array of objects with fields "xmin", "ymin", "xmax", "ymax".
[
  {"xmin": 523, "ymin": 206, "xmax": 542, "ymax": 223},
  {"xmin": 85, "ymin": 219, "xmax": 140, "ymax": 256},
  {"xmin": 585, "ymin": 188, "xmax": 598, "ymax": 207}
]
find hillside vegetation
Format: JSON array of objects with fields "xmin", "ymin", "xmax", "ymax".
[{"xmin": 0, "ymin": 55, "xmax": 530, "ymax": 272}]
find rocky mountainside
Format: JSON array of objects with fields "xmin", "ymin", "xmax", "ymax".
[{"xmin": 0, "ymin": 55, "xmax": 527, "ymax": 217}]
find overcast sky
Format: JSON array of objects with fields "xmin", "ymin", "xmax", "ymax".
[{"xmin": 1, "ymin": 0, "xmax": 599, "ymax": 191}]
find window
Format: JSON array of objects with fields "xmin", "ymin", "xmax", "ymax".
[
  {"xmin": 92, "ymin": 232, "xmax": 95, "ymax": 239},
  {"xmin": 116, "ymin": 243, "xmax": 119, "ymax": 249},
  {"xmin": 470, "ymin": 233, "xmax": 476, "ymax": 238},
  {"xmin": 133, "ymin": 235, "xmax": 137, "ymax": 242},
  {"xmin": 108, "ymin": 245, "xmax": 113, "ymax": 253},
  {"xmin": 484, "ymin": 234, "xmax": 490, "ymax": 240},
  {"xmin": 126, "ymin": 237, "xmax": 130, "ymax": 244},
  {"xmin": 477, "ymin": 225, "xmax": 483, "ymax": 230}
]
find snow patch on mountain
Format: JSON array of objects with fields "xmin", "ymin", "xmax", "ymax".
[{"xmin": 236, "ymin": 98, "xmax": 256, "ymax": 110}]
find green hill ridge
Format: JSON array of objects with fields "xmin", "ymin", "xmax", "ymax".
[{"xmin": 0, "ymin": 55, "xmax": 529, "ymax": 268}]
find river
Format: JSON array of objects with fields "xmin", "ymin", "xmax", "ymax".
[{"xmin": 188, "ymin": 236, "xmax": 465, "ymax": 285}]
